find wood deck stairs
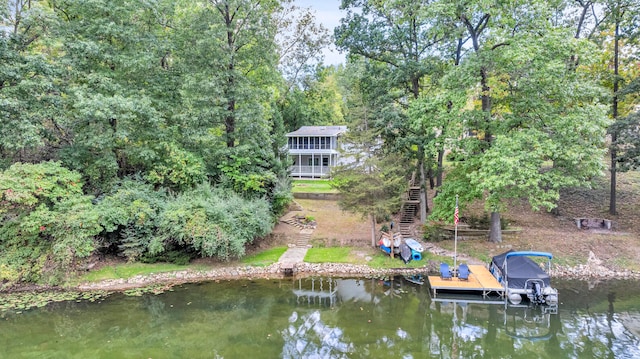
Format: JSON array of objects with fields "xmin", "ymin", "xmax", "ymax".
[{"xmin": 399, "ymin": 181, "xmax": 421, "ymax": 238}]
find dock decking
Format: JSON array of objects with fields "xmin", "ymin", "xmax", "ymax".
[{"xmin": 428, "ymin": 264, "xmax": 505, "ymax": 298}]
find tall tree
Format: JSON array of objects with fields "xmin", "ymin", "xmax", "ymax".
[
  {"xmin": 335, "ymin": 0, "xmax": 447, "ymax": 224},
  {"xmin": 602, "ymin": 0, "xmax": 640, "ymax": 215},
  {"xmin": 431, "ymin": 0, "xmax": 609, "ymax": 242},
  {"xmin": 274, "ymin": 1, "xmax": 330, "ymax": 89},
  {"xmin": 45, "ymin": 0, "xmax": 191, "ymax": 192},
  {"xmin": 0, "ymin": 0, "xmax": 62, "ymax": 165},
  {"xmin": 176, "ymin": 0, "xmax": 280, "ymax": 149},
  {"xmin": 331, "ymin": 58, "xmax": 407, "ymax": 247},
  {"xmin": 281, "ymin": 65, "xmax": 346, "ymax": 132}
]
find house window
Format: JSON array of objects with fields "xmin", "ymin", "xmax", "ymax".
[
  {"xmin": 323, "ymin": 158, "xmax": 329, "ymax": 166},
  {"xmin": 308, "ymin": 158, "xmax": 319, "ymax": 166}
]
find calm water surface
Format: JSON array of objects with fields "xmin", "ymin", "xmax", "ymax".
[{"xmin": 1, "ymin": 277, "xmax": 639, "ymax": 358}]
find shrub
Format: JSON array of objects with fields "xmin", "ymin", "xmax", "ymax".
[
  {"xmin": 0, "ymin": 162, "xmax": 102, "ymax": 284},
  {"xmin": 270, "ymin": 174, "xmax": 293, "ymax": 216},
  {"xmin": 95, "ymin": 177, "xmax": 167, "ymax": 260},
  {"xmin": 153, "ymin": 184, "xmax": 274, "ymax": 260}
]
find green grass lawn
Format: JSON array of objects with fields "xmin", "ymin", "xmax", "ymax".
[
  {"xmin": 305, "ymin": 247, "xmax": 355, "ymax": 263},
  {"xmin": 292, "ymin": 179, "xmax": 337, "ymax": 193},
  {"xmin": 305, "ymin": 246, "xmax": 447, "ymax": 269},
  {"xmin": 367, "ymin": 252, "xmax": 429, "ymax": 269},
  {"xmin": 241, "ymin": 247, "xmax": 288, "ymax": 267}
]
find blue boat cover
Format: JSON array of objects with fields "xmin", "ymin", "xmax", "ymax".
[{"xmin": 491, "ymin": 250, "xmax": 550, "ymax": 289}]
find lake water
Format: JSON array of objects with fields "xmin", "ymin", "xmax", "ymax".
[{"xmin": 1, "ymin": 277, "xmax": 639, "ymax": 358}]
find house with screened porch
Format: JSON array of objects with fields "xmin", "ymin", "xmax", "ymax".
[{"xmin": 286, "ymin": 126, "xmax": 347, "ymax": 178}]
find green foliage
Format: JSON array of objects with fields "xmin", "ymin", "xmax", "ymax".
[
  {"xmin": 465, "ymin": 214, "xmax": 509, "ymax": 230},
  {"xmin": 269, "ymin": 174, "xmax": 293, "ymax": 216},
  {"xmin": 614, "ymin": 112, "xmax": 640, "ymax": 171},
  {"xmin": 154, "ymin": 184, "xmax": 274, "ymax": 260},
  {"xmin": 218, "ymin": 151, "xmax": 276, "ymax": 197},
  {"xmin": 146, "ymin": 142, "xmax": 206, "ymax": 192},
  {"xmin": 0, "ymin": 162, "xmax": 102, "ymax": 284},
  {"xmin": 422, "ymin": 224, "xmax": 450, "ymax": 242},
  {"xmin": 95, "ymin": 178, "xmax": 167, "ymax": 261},
  {"xmin": 140, "ymin": 250, "xmax": 192, "ymax": 266}
]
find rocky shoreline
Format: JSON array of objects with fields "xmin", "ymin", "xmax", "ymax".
[
  {"xmin": 2, "ymin": 250, "xmax": 638, "ymax": 295},
  {"xmin": 1, "ymin": 260, "xmax": 638, "ymax": 313},
  {"xmin": 75, "ymin": 259, "xmax": 640, "ymax": 293}
]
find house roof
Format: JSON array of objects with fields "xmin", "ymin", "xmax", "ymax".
[{"xmin": 286, "ymin": 126, "xmax": 347, "ymax": 137}]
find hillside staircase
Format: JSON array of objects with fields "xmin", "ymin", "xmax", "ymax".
[{"xmin": 399, "ymin": 177, "xmax": 421, "ymax": 238}]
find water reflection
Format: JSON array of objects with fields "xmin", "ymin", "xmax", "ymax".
[
  {"xmin": 1, "ymin": 277, "xmax": 639, "ymax": 358},
  {"xmin": 282, "ymin": 311, "xmax": 353, "ymax": 358},
  {"xmin": 279, "ymin": 277, "xmax": 640, "ymax": 359}
]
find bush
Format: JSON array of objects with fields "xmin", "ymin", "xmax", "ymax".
[
  {"xmin": 270, "ymin": 174, "xmax": 293, "ymax": 217},
  {"xmin": 467, "ymin": 214, "xmax": 509, "ymax": 230},
  {"xmin": 422, "ymin": 223, "xmax": 449, "ymax": 242},
  {"xmin": 95, "ymin": 177, "xmax": 167, "ymax": 260},
  {"xmin": 145, "ymin": 142, "xmax": 206, "ymax": 192},
  {"xmin": 153, "ymin": 184, "xmax": 274, "ymax": 260},
  {"xmin": 140, "ymin": 249, "xmax": 193, "ymax": 265},
  {"xmin": 0, "ymin": 162, "xmax": 102, "ymax": 285}
]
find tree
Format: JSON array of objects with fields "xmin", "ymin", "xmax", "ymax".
[
  {"xmin": 274, "ymin": 1, "xmax": 331, "ymax": 89},
  {"xmin": 612, "ymin": 76, "xmax": 640, "ymax": 171},
  {"xmin": 331, "ymin": 149, "xmax": 407, "ymax": 248},
  {"xmin": 601, "ymin": 0, "xmax": 640, "ymax": 215},
  {"xmin": 281, "ymin": 65, "xmax": 346, "ymax": 132},
  {"xmin": 335, "ymin": 0, "xmax": 447, "ymax": 224},
  {"xmin": 332, "ymin": 59, "xmax": 407, "ymax": 247},
  {"xmin": 431, "ymin": 0, "xmax": 609, "ymax": 242},
  {"xmin": 0, "ymin": 1, "xmax": 62, "ymax": 165}
]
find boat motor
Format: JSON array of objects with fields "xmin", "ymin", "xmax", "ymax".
[{"xmin": 542, "ymin": 287, "xmax": 558, "ymax": 306}]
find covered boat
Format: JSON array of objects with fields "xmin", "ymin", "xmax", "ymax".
[{"xmin": 490, "ymin": 250, "xmax": 558, "ymax": 311}]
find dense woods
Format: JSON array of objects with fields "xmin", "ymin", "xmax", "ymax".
[{"xmin": 1, "ymin": 0, "xmax": 639, "ymax": 285}]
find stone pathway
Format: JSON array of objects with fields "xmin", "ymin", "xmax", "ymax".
[{"xmin": 277, "ymin": 227, "xmax": 313, "ymax": 274}]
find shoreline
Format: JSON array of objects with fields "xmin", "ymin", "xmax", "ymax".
[
  {"xmin": 1, "ymin": 261, "xmax": 639, "ymax": 312},
  {"xmin": 50, "ymin": 261, "xmax": 640, "ymax": 292},
  {"xmin": 2, "ymin": 260, "xmax": 639, "ymax": 295}
]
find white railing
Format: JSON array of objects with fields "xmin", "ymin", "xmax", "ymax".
[
  {"xmin": 288, "ymin": 144, "xmax": 334, "ymax": 150},
  {"xmin": 290, "ymin": 165, "xmax": 330, "ymax": 177}
]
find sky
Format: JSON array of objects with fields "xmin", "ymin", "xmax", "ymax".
[{"xmin": 295, "ymin": 0, "xmax": 346, "ymax": 65}]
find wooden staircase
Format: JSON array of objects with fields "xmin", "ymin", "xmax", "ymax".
[{"xmin": 399, "ymin": 181, "xmax": 420, "ymax": 238}]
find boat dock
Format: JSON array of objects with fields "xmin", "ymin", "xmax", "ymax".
[{"xmin": 428, "ymin": 265, "xmax": 505, "ymax": 298}]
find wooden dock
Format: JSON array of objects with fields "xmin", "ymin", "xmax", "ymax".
[{"xmin": 428, "ymin": 264, "xmax": 505, "ymax": 298}]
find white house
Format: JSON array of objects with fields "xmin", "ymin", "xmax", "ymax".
[{"xmin": 286, "ymin": 126, "xmax": 347, "ymax": 178}]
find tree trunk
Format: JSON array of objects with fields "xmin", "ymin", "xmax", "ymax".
[
  {"xmin": 436, "ymin": 149, "xmax": 444, "ymax": 193},
  {"xmin": 418, "ymin": 148, "xmax": 428, "ymax": 223},
  {"xmin": 488, "ymin": 211, "xmax": 502, "ymax": 243},
  {"xmin": 609, "ymin": 19, "xmax": 620, "ymax": 215},
  {"xmin": 370, "ymin": 213, "xmax": 377, "ymax": 247}
]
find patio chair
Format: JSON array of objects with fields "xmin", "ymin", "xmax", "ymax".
[
  {"xmin": 440, "ymin": 263, "xmax": 452, "ymax": 280},
  {"xmin": 458, "ymin": 263, "xmax": 470, "ymax": 281}
]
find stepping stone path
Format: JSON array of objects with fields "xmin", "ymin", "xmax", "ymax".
[{"xmin": 277, "ymin": 221, "xmax": 313, "ymax": 275}]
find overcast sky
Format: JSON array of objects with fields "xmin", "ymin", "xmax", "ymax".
[{"xmin": 295, "ymin": 0, "xmax": 345, "ymax": 65}]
